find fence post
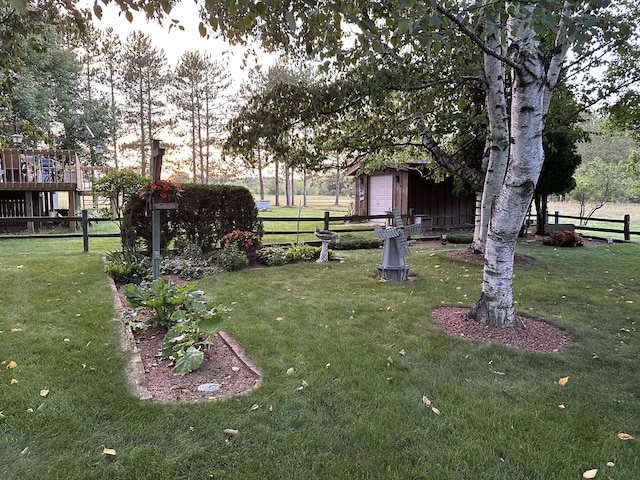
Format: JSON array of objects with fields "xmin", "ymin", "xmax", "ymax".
[
  {"xmin": 82, "ymin": 209, "xmax": 89, "ymax": 252},
  {"xmin": 554, "ymin": 211, "xmax": 560, "ymax": 224},
  {"xmin": 624, "ymin": 214, "xmax": 630, "ymax": 241},
  {"xmin": 324, "ymin": 211, "xmax": 330, "ymax": 231}
]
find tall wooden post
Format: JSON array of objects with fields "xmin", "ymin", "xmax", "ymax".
[{"xmin": 151, "ymin": 139, "xmax": 165, "ymax": 280}]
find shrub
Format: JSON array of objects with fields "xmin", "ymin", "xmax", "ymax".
[
  {"xmin": 544, "ymin": 230, "xmax": 584, "ymax": 247},
  {"xmin": 288, "ymin": 244, "xmax": 326, "ymax": 262},
  {"xmin": 329, "ymin": 234, "xmax": 380, "ymax": 250},
  {"xmin": 121, "ymin": 184, "xmax": 262, "ymax": 255},
  {"xmin": 442, "ymin": 232, "xmax": 474, "ymax": 244},
  {"xmin": 212, "ymin": 245, "xmax": 249, "ymax": 271},
  {"xmin": 104, "ymin": 251, "xmax": 150, "ymax": 285},
  {"xmin": 159, "ymin": 244, "xmax": 224, "ymax": 280},
  {"xmin": 256, "ymin": 246, "xmax": 290, "ymax": 266}
]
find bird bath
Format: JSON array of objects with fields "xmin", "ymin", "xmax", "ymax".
[{"xmin": 314, "ymin": 228, "xmax": 337, "ymax": 262}]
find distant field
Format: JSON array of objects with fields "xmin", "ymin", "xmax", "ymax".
[{"xmin": 545, "ymin": 200, "xmax": 640, "ymax": 241}]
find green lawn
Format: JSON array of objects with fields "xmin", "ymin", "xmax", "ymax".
[{"xmin": 1, "ymin": 239, "xmax": 639, "ymax": 479}]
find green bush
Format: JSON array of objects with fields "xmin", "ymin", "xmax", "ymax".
[
  {"xmin": 329, "ymin": 234, "xmax": 380, "ymax": 250},
  {"xmin": 212, "ymin": 245, "xmax": 249, "ymax": 271},
  {"xmin": 288, "ymin": 244, "xmax": 323, "ymax": 262},
  {"xmin": 104, "ymin": 251, "xmax": 150, "ymax": 285},
  {"xmin": 443, "ymin": 231, "xmax": 474, "ymax": 244},
  {"xmin": 177, "ymin": 184, "xmax": 262, "ymax": 253},
  {"xmin": 121, "ymin": 184, "xmax": 262, "ymax": 255},
  {"xmin": 256, "ymin": 246, "xmax": 290, "ymax": 266}
]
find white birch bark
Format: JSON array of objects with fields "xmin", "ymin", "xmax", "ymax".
[
  {"xmin": 471, "ymin": 3, "xmax": 547, "ymax": 327},
  {"xmin": 474, "ymin": 17, "xmax": 509, "ymax": 254}
]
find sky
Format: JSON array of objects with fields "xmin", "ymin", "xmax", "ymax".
[{"xmin": 91, "ymin": 1, "xmax": 275, "ymax": 78}]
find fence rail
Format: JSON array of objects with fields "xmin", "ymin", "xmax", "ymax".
[
  {"xmin": 0, "ymin": 209, "xmax": 635, "ymax": 251},
  {"xmin": 545, "ymin": 211, "xmax": 635, "ymax": 241}
]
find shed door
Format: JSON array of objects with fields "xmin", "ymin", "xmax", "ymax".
[{"xmin": 368, "ymin": 174, "xmax": 393, "ymax": 220}]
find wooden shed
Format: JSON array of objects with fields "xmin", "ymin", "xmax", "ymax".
[{"xmin": 347, "ymin": 161, "xmax": 476, "ymax": 229}]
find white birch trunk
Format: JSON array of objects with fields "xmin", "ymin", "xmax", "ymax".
[
  {"xmin": 474, "ymin": 21, "xmax": 509, "ymax": 254},
  {"xmin": 471, "ymin": 3, "xmax": 545, "ymax": 327}
]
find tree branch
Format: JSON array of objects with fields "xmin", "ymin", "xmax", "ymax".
[{"xmin": 434, "ymin": 2, "xmax": 521, "ymax": 73}]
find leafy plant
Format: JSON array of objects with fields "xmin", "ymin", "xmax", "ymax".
[
  {"xmin": 288, "ymin": 244, "xmax": 324, "ymax": 262},
  {"xmin": 442, "ymin": 231, "xmax": 474, "ymax": 244},
  {"xmin": 329, "ymin": 234, "xmax": 380, "ymax": 250},
  {"xmin": 213, "ymin": 244, "xmax": 249, "ymax": 271},
  {"xmin": 160, "ymin": 302, "xmax": 228, "ymax": 375},
  {"xmin": 256, "ymin": 246, "xmax": 290, "ymax": 266},
  {"xmin": 104, "ymin": 250, "xmax": 150, "ymax": 285},
  {"xmin": 543, "ymin": 229, "xmax": 584, "ymax": 247},
  {"xmin": 122, "ymin": 278, "xmax": 204, "ymax": 327}
]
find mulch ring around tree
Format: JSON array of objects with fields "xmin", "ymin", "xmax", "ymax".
[{"xmin": 432, "ymin": 306, "xmax": 573, "ymax": 353}]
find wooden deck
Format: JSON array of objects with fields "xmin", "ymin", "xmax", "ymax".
[{"xmin": 0, "ymin": 148, "xmax": 83, "ymax": 192}]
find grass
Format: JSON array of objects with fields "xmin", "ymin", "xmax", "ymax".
[
  {"xmin": 1, "ymin": 238, "xmax": 640, "ymax": 479},
  {"xmin": 547, "ymin": 200, "xmax": 640, "ymax": 241}
]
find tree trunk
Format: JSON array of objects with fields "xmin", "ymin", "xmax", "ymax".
[
  {"xmin": 470, "ymin": 7, "xmax": 546, "ymax": 328},
  {"xmin": 257, "ymin": 146, "xmax": 264, "ymax": 200},
  {"xmin": 475, "ymin": 22, "xmax": 509, "ymax": 254},
  {"xmin": 274, "ymin": 159, "xmax": 280, "ymax": 206}
]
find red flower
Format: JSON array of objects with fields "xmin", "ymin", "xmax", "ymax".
[{"xmin": 160, "ymin": 192, "xmax": 168, "ymax": 199}]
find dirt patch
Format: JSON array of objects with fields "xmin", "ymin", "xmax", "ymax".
[
  {"xmin": 431, "ymin": 306, "xmax": 572, "ymax": 353},
  {"xmin": 111, "ymin": 280, "xmax": 261, "ymax": 403}
]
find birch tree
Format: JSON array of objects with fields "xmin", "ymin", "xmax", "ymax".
[{"xmin": 99, "ymin": 0, "xmax": 639, "ymax": 328}]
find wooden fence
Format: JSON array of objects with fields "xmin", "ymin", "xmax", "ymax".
[{"xmin": 0, "ymin": 209, "xmax": 635, "ymax": 252}]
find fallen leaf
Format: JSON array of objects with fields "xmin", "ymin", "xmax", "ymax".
[
  {"xmin": 0, "ymin": 412, "xmax": 5, "ymax": 419},
  {"xmin": 301, "ymin": 379, "xmax": 308, "ymax": 388},
  {"xmin": 77, "ymin": 290, "xmax": 82, "ymax": 294},
  {"xmin": 102, "ymin": 447, "xmax": 116, "ymax": 456},
  {"xmin": 558, "ymin": 376, "xmax": 569, "ymax": 386},
  {"xmin": 40, "ymin": 389, "xmax": 49, "ymax": 397},
  {"xmin": 7, "ymin": 360, "xmax": 17, "ymax": 369},
  {"xmin": 422, "ymin": 396, "xmax": 432, "ymax": 406},
  {"xmin": 431, "ymin": 406, "xmax": 441, "ymax": 415},
  {"xmin": 582, "ymin": 468, "xmax": 597, "ymax": 479},
  {"xmin": 434, "ymin": 264, "xmax": 441, "ymax": 268},
  {"xmin": 268, "ymin": 405, "xmax": 273, "ymax": 412},
  {"xmin": 231, "ymin": 366, "xmax": 240, "ymax": 372},
  {"xmin": 11, "ymin": 328, "xmax": 23, "ymax": 333},
  {"xmin": 20, "ymin": 447, "xmax": 28, "ymax": 455},
  {"xmin": 250, "ymin": 404, "xmax": 259, "ymax": 410},
  {"xmin": 617, "ymin": 432, "xmax": 635, "ymax": 440},
  {"xmin": 399, "ymin": 349, "xmax": 406, "ymax": 356},
  {"xmin": 276, "ymin": 316, "xmax": 284, "ymax": 321},
  {"xmin": 223, "ymin": 428, "xmax": 238, "ymax": 436},
  {"xmin": 558, "ymin": 404, "xmax": 565, "ymax": 410},
  {"xmin": 10, "ymin": 379, "xmax": 18, "ymax": 384},
  {"xmin": 286, "ymin": 367, "xmax": 295, "ymax": 375},
  {"xmin": 325, "ymin": 363, "xmax": 331, "ymax": 368},
  {"xmin": 606, "ymin": 462, "xmax": 614, "ymax": 467}
]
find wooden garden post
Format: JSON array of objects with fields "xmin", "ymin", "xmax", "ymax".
[{"xmin": 151, "ymin": 139, "xmax": 165, "ymax": 280}]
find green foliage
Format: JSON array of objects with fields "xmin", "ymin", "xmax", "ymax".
[
  {"xmin": 543, "ymin": 230, "xmax": 584, "ymax": 247},
  {"xmin": 92, "ymin": 169, "xmax": 148, "ymax": 219},
  {"xmin": 104, "ymin": 250, "xmax": 150, "ymax": 284},
  {"xmin": 442, "ymin": 231, "xmax": 474, "ymax": 244},
  {"xmin": 160, "ymin": 244, "xmax": 225, "ymax": 280},
  {"xmin": 256, "ymin": 245, "xmax": 290, "ymax": 266},
  {"xmin": 122, "ymin": 278, "xmax": 204, "ymax": 328},
  {"xmin": 287, "ymin": 244, "xmax": 323, "ymax": 262},
  {"xmin": 329, "ymin": 234, "xmax": 381, "ymax": 250},
  {"xmin": 212, "ymin": 245, "xmax": 249, "ymax": 271},
  {"xmin": 160, "ymin": 302, "xmax": 228, "ymax": 375},
  {"xmin": 256, "ymin": 244, "xmax": 329, "ymax": 265},
  {"xmin": 174, "ymin": 184, "xmax": 262, "ymax": 253},
  {"xmin": 123, "ymin": 278, "xmax": 227, "ymax": 375}
]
